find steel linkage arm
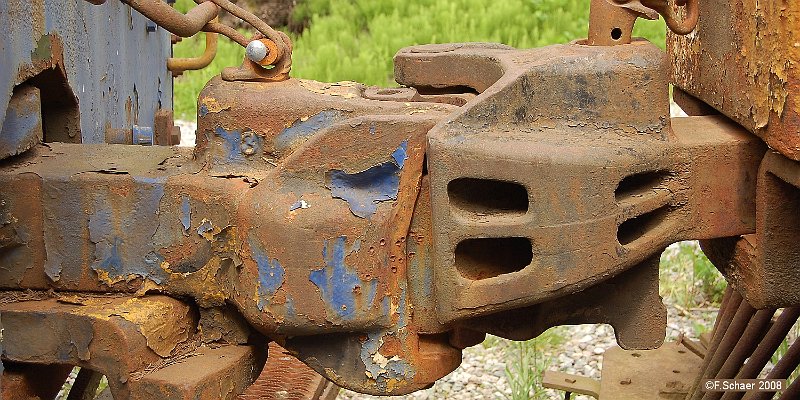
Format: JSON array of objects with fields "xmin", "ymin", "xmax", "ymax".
[
  {"xmin": 87, "ymin": 0, "xmax": 293, "ymax": 81},
  {"xmin": 107, "ymin": 0, "xmax": 218, "ymax": 38}
]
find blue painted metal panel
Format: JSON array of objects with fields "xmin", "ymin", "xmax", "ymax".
[
  {"xmin": 0, "ymin": 86, "xmax": 42, "ymax": 159},
  {"xmin": 0, "ymin": 0, "xmax": 172, "ymax": 145},
  {"xmin": 327, "ymin": 141, "xmax": 408, "ymax": 218}
]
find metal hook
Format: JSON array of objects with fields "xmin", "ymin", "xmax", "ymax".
[{"xmin": 610, "ymin": 0, "xmax": 700, "ymax": 35}]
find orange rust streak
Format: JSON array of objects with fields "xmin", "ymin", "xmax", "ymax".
[{"xmin": 386, "ymin": 134, "xmax": 426, "ymax": 321}]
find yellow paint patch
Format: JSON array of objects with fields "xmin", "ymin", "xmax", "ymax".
[
  {"xmin": 200, "ymin": 97, "xmax": 230, "ymax": 114},
  {"xmin": 68, "ymin": 297, "xmax": 192, "ymax": 357},
  {"xmin": 298, "ymin": 79, "xmax": 361, "ymax": 99},
  {"xmin": 386, "ymin": 377, "xmax": 406, "ymax": 392}
]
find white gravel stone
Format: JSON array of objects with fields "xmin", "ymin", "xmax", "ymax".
[
  {"xmin": 578, "ymin": 334, "xmax": 594, "ymax": 343},
  {"xmin": 175, "ymin": 120, "xmax": 197, "ymax": 147}
]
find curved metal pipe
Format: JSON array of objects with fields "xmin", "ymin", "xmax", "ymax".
[
  {"xmin": 203, "ymin": 22, "xmax": 250, "ymax": 47},
  {"xmin": 121, "ymin": 0, "xmax": 219, "ymax": 37},
  {"xmin": 609, "ymin": 0, "xmax": 699, "ymax": 35},
  {"xmin": 167, "ymin": 31, "xmax": 218, "ymax": 74},
  {"xmin": 202, "ymin": 0, "xmax": 283, "ymax": 45}
]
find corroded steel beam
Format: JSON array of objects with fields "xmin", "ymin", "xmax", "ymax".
[
  {"xmin": 668, "ymin": 0, "xmax": 800, "ymax": 160},
  {"xmin": 397, "ymin": 41, "xmax": 764, "ymax": 349},
  {"xmin": 0, "ymin": 294, "xmax": 265, "ymax": 399},
  {"xmin": 702, "ymin": 150, "xmax": 800, "ymax": 309},
  {"xmin": 0, "ymin": 0, "xmax": 172, "ymax": 147},
  {"xmin": 0, "ymin": 2, "xmax": 784, "ymax": 394}
]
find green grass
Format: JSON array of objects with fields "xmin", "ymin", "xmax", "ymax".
[
  {"xmin": 660, "ymin": 242, "xmax": 727, "ymax": 311},
  {"xmin": 481, "ymin": 330, "xmax": 566, "ymax": 399},
  {"xmin": 56, "ymin": 369, "xmax": 108, "ymax": 400},
  {"xmin": 171, "ymin": 0, "xmax": 666, "ymax": 119},
  {"xmin": 502, "ymin": 328, "xmax": 566, "ymax": 400},
  {"xmin": 290, "ymin": 0, "xmax": 665, "ymax": 85}
]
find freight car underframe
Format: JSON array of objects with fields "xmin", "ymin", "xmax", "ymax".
[{"xmin": 0, "ymin": 0, "xmax": 798, "ymax": 399}]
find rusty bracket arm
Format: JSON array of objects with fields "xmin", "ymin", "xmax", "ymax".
[
  {"xmin": 201, "ymin": 0, "xmax": 294, "ymax": 81},
  {"xmin": 167, "ymin": 28, "xmax": 218, "ymax": 76},
  {"xmin": 609, "ymin": 0, "xmax": 699, "ymax": 35},
  {"xmin": 120, "ymin": 0, "xmax": 219, "ymax": 38},
  {"xmin": 587, "ymin": 0, "xmax": 655, "ymax": 46},
  {"xmin": 96, "ymin": 0, "xmax": 292, "ymax": 80},
  {"xmin": 587, "ymin": 0, "xmax": 699, "ymax": 46}
]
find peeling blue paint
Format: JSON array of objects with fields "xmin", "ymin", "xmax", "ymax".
[
  {"xmin": 96, "ymin": 237, "xmax": 124, "ymax": 275},
  {"xmin": 359, "ymin": 331, "xmax": 415, "ymax": 390},
  {"xmin": 360, "ymin": 331, "xmax": 384, "ymax": 379},
  {"xmin": 274, "ymin": 110, "xmax": 342, "ymax": 153},
  {"xmin": 197, "ymin": 220, "xmax": 214, "ymax": 236},
  {"xmin": 180, "ymin": 196, "xmax": 191, "ymax": 233},
  {"xmin": 199, "ymin": 104, "xmax": 209, "ymax": 117},
  {"xmin": 215, "ymin": 127, "xmax": 244, "ymax": 163},
  {"xmin": 43, "ymin": 184, "xmax": 89, "ymax": 285},
  {"xmin": 0, "ymin": 98, "xmax": 41, "ymax": 158},
  {"xmin": 381, "ymin": 296, "xmax": 390, "ymax": 316},
  {"xmin": 289, "ymin": 199, "xmax": 310, "ymax": 211},
  {"xmin": 392, "ymin": 141, "xmax": 408, "ymax": 168},
  {"xmin": 309, "ymin": 236, "xmax": 376, "ymax": 320},
  {"xmin": 327, "ymin": 141, "xmax": 408, "ymax": 219},
  {"xmin": 213, "ymin": 127, "xmax": 263, "ymax": 163},
  {"xmin": 89, "ymin": 176, "xmax": 167, "ymax": 284},
  {"xmin": 44, "ymin": 253, "xmax": 63, "ymax": 282},
  {"xmin": 144, "ymin": 251, "xmax": 166, "ymax": 274},
  {"xmin": 250, "ymin": 236, "xmax": 285, "ymax": 310}
]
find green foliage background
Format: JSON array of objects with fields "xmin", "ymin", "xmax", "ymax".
[{"xmin": 173, "ymin": 0, "xmax": 666, "ymax": 119}]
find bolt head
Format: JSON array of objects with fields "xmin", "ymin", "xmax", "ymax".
[
  {"xmin": 246, "ymin": 40, "xmax": 268, "ymax": 63},
  {"xmin": 240, "ymin": 131, "xmax": 258, "ymax": 156}
]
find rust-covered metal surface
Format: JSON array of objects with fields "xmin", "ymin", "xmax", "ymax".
[
  {"xmin": 0, "ymin": 293, "xmax": 266, "ymax": 399},
  {"xmin": 702, "ymin": 150, "xmax": 800, "ymax": 309},
  {"xmin": 0, "ymin": 85, "xmax": 42, "ymax": 159},
  {"xmin": 668, "ymin": 0, "xmax": 800, "ymax": 160},
  {"xmin": 597, "ymin": 342, "xmax": 703, "ymax": 399},
  {"xmin": 238, "ymin": 343, "xmax": 338, "ymax": 400},
  {"xmin": 404, "ymin": 41, "xmax": 764, "ymax": 350},
  {"xmin": 1, "ymin": 0, "xmax": 799, "ymax": 398},
  {"xmin": 0, "ymin": 40, "xmax": 770, "ymax": 396},
  {"xmin": 546, "ymin": 340, "xmax": 707, "ymax": 399},
  {"xmin": 0, "ymin": 77, "xmax": 464, "ymax": 395}
]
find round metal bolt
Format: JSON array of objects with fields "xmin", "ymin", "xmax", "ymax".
[
  {"xmin": 246, "ymin": 40, "xmax": 269, "ymax": 63},
  {"xmin": 146, "ymin": 20, "xmax": 157, "ymax": 33},
  {"xmin": 241, "ymin": 131, "xmax": 258, "ymax": 156}
]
